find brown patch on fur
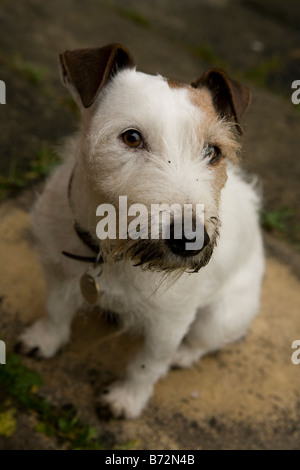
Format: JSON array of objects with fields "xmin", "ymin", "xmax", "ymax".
[
  {"xmin": 167, "ymin": 79, "xmax": 188, "ymax": 90},
  {"xmin": 188, "ymin": 87, "xmax": 237, "ymax": 205},
  {"xmin": 168, "ymin": 81, "xmax": 220, "ymax": 124},
  {"xmin": 210, "ymin": 158, "xmax": 228, "ymax": 206},
  {"xmin": 188, "ymin": 86, "xmax": 219, "ymax": 121},
  {"xmin": 167, "ymin": 78, "xmax": 237, "ymax": 218},
  {"xmin": 188, "ymin": 85, "xmax": 240, "ymax": 164}
]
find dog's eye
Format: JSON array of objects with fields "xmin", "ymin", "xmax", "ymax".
[
  {"xmin": 121, "ymin": 130, "xmax": 144, "ymax": 149},
  {"xmin": 205, "ymin": 145, "xmax": 222, "ymax": 165}
]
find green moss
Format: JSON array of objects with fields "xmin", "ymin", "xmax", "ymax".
[
  {"xmin": 0, "ymin": 49, "xmax": 79, "ymax": 116},
  {"xmin": 28, "ymin": 147, "xmax": 61, "ymax": 177},
  {"xmin": 261, "ymin": 207, "xmax": 294, "ymax": 233},
  {"xmin": 0, "ymin": 354, "xmax": 43, "ymax": 404},
  {"xmin": 0, "ymin": 354, "xmax": 106, "ymax": 449},
  {"xmin": 0, "ymin": 408, "xmax": 17, "ymax": 437},
  {"xmin": 113, "ymin": 5, "xmax": 150, "ymax": 28},
  {"xmin": 0, "ymin": 52, "xmax": 48, "ymax": 86},
  {"xmin": 0, "ymin": 146, "xmax": 61, "ymax": 200},
  {"xmin": 187, "ymin": 43, "xmax": 226, "ymax": 68},
  {"xmin": 244, "ymin": 56, "xmax": 282, "ymax": 88},
  {"xmin": 114, "ymin": 439, "xmax": 141, "ymax": 450},
  {"xmin": 261, "ymin": 207, "xmax": 300, "ymax": 249},
  {"xmin": 11, "ymin": 55, "xmax": 47, "ymax": 85}
]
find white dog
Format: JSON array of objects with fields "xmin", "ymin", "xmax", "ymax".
[{"xmin": 18, "ymin": 44, "xmax": 265, "ymax": 419}]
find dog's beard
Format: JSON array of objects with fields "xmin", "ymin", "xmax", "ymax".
[
  {"xmin": 100, "ymin": 216, "xmax": 220, "ymax": 274},
  {"xmin": 126, "ymin": 237, "xmax": 217, "ymax": 273}
]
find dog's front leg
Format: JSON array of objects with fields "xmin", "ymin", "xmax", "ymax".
[
  {"xmin": 17, "ymin": 276, "xmax": 81, "ymax": 358},
  {"xmin": 99, "ymin": 308, "xmax": 196, "ymax": 419}
]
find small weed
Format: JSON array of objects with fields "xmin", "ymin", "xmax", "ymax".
[
  {"xmin": 261, "ymin": 207, "xmax": 294, "ymax": 233},
  {"xmin": 28, "ymin": 147, "xmax": 61, "ymax": 178},
  {"xmin": 114, "ymin": 439, "xmax": 140, "ymax": 450},
  {"xmin": 0, "ymin": 354, "xmax": 105, "ymax": 449},
  {"xmin": 244, "ymin": 56, "xmax": 282, "ymax": 88},
  {"xmin": 11, "ymin": 55, "xmax": 47, "ymax": 85},
  {"xmin": 0, "ymin": 147, "xmax": 60, "ymax": 201},
  {"xmin": 0, "ymin": 354, "xmax": 43, "ymax": 408},
  {"xmin": 0, "ymin": 53, "xmax": 48, "ymax": 86},
  {"xmin": 262, "ymin": 207, "xmax": 300, "ymax": 249},
  {"xmin": 111, "ymin": 4, "xmax": 150, "ymax": 28},
  {"xmin": 187, "ymin": 43, "xmax": 226, "ymax": 68},
  {"xmin": 0, "ymin": 50, "xmax": 79, "ymax": 116},
  {"xmin": 0, "ymin": 161, "xmax": 28, "ymax": 191},
  {"xmin": 0, "ymin": 407, "xmax": 17, "ymax": 437}
]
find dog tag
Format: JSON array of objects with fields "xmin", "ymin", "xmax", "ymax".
[
  {"xmin": 80, "ymin": 251, "xmax": 103, "ymax": 304},
  {"xmin": 80, "ymin": 269, "xmax": 101, "ymax": 305}
]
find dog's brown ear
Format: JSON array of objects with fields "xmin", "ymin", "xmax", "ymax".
[
  {"xmin": 59, "ymin": 44, "xmax": 134, "ymax": 108},
  {"xmin": 192, "ymin": 68, "xmax": 251, "ymax": 135}
]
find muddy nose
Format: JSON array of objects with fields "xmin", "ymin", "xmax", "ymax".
[{"xmin": 166, "ymin": 222, "xmax": 210, "ymax": 257}]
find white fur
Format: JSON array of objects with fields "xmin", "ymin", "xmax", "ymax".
[{"xmin": 19, "ymin": 68, "xmax": 264, "ymax": 419}]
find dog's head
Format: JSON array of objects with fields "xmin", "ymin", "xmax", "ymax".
[{"xmin": 60, "ymin": 44, "xmax": 251, "ymax": 273}]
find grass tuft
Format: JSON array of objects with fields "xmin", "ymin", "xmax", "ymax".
[{"xmin": 0, "ymin": 354, "xmax": 105, "ymax": 449}]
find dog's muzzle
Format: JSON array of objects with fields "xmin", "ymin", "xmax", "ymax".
[{"xmin": 166, "ymin": 221, "xmax": 210, "ymax": 258}]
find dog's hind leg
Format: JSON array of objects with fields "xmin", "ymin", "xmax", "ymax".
[
  {"xmin": 172, "ymin": 258, "xmax": 264, "ymax": 368},
  {"xmin": 17, "ymin": 273, "xmax": 81, "ymax": 358}
]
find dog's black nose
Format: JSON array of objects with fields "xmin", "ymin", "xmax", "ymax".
[{"xmin": 166, "ymin": 222, "xmax": 210, "ymax": 257}]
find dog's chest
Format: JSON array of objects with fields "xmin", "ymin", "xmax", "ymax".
[
  {"xmin": 95, "ymin": 262, "xmax": 149, "ymax": 319},
  {"xmin": 92, "ymin": 259, "xmax": 221, "ymax": 326}
]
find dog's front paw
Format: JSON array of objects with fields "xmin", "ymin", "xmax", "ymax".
[
  {"xmin": 98, "ymin": 380, "xmax": 153, "ymax": 419},
  {"xmin": 16, "ymin": 318, "xmax": 69, "ymax": 359},
  {"xmin": 171, "ymin": 343, "xmax": 204, "ymax": 369}
]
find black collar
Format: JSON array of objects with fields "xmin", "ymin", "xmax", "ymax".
[
  {"xmin": 62, "ymin": 220, "xmax": 103, "ymax": 263},
  {"xmin": 62, "ymin": 167, "xmax": 103, "ymax": 263}
]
